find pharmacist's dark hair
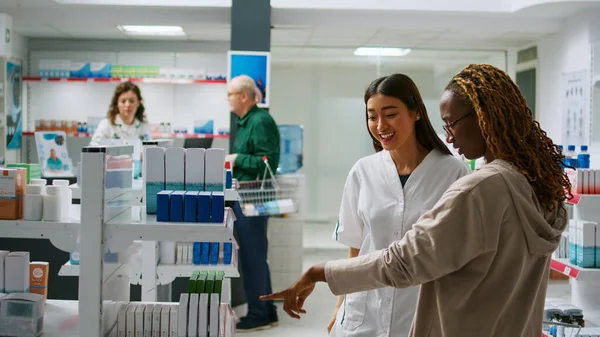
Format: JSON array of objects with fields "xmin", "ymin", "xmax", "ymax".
[
  {"xmin": 107, "ymin": 81, "xmax": 147, "ymax": 125},
  {"xmin": 364, "ymin": 74, "xmax": 451, "ymax": 155}
]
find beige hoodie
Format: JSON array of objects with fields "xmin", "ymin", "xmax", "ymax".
[{"xmin": 325, "ymin": 159, "xmax": 566, "ymax": 337}]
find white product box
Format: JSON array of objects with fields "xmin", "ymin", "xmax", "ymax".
[
  {"xmin": 198, "ymin": 293, "xmax": 209, "ymax": 337},
  {"xmin": 144, "ymin": 304, "xmax": 154, "ymax": 337},
  {"xmin": 135, "ymin": 304, "xmax": 145, "ymax": 337},
  {"xmin": 144, "ymin": 147, "xmax": 166, "ymax": 214},
  {"xmin": 5, "ymin": 252, "xmax": 30, "ymax": 293},
  {"xmin": 165, "ymin": 148, "xmax": 185, "ymax": 190},
  {"xmin": 177, "ymin": 243, "xmax": 183, "ymax": 265},
  {"xmin": 127, "ymin": 303, "xmax": 137, "ymax": 337},
  {"xmin": 170, "ymin": 306, "xmax": 178, "ymax": 337},
  {"xmin": 590, "ymin": 170, "xmax": 596, "ymax": 194},
  {"xmin": 569, "ymin": 220, "xmax": 578, "ymax": 265},
  {"xmin": 0, "ymin": 251, "xmax": 9, "ymax": 293},
  {"xmin": 577, "ymin": 169, "xmax": 584, "ymax": 194},
  {"xmin": 183, "ymin": 244, "xmax": 189, "ymax": 266},
  {"xmin": 188, "ymin": 293, "xmax": 199, "ymax": 337},
  {"xmin": 577, "ymin": 221, "xmax": 596, "ymax": 268},
  {"xmin": 187, "ymin": 243, "xmax": 193, "ymax": 264},
  {"xmin": 152, "ymin": 304, "xmax": 162, "ymax": 337},
  {"xmin": 178, "ymin": 294, "xmax": 189, "ymax": 337},
  {"xmin": 584, "ymin": 170, "xmax": 590, "ymax": 194},
  {"xmin": 204, "ymin": 149, "xmax": 225, "ymax": 192},
  {"xmin": 161, "ymin": 306, "xmax": 171, "ymax": 337},
  {"xmin": 118, "ymin": 304, "xmax": 128, "ymax": 337},
  {"xmin": 185, "ymin": 148, "xmax": 206, "ymax": 191},
  {"xmin": 209, "ymin": 294, "xmax": 219, "ymax": 337}
]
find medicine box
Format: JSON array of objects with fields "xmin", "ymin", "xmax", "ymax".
[
  {"xmin": 170, "ymin": 191, "xmax": 185, "ymax": 222},
  {"xmin": 144, "ymin": 304, "xmax": 154, "ymax": 337},
  {"xmin": 204, "ymin": 149, "xmax": 225, "ymax": 192},
  {"xmin": 211, "ymin": 192, "xmax": 224, "ymax": 224},
  {"xmin": 165, "ymin": 148, "xmax": 185, "ymax": 191},
  {"xmin": 209, "ymin": 293, "xmax": 219, "ymax": 337},
  {"xmin": 197, "ymin": 192, "xmax": 211, "ymax": 223},
  {"xmin": 596, "ymin": 223, "xmax": 600, "ymax": 268},
  {"xmin": 145, "ymin": 147, "xmax": 165, "ymax": 214},
  {"xmin": 198, "ymin": 293, "xmax": 209, "ymax": 337},
  {"xmin": 127, "ymin": 303, "xmax": 137, "ymax": 337},
  {"xmin": 0, "ymin": 293, "xmax": 45, "ymax": 337},
  {"xmin": 161, "ymin": 306, "xmax": 171, "ymax": 337},
  {"xmin": 184, "ymin": 191, "xmax": 199, "ymax": 222},
  {"xmin": 0, "ymin": 168, "xmax": 26, "ymax": 220},
  {"xmin": 569, "ymin": 220, "xmax": 577, "ymax": 265},
  {"xmin": 188, "ymin": 293, "xmax": 199, "ymax": 337},
  {"xmin": 0, "ymin": 251, "xmax": 8, "ymax": 293},
  {"xmin": 169, "ymin": 306, "xmax": 177, "ymax": 337},
  {"xmin": 157, "ymin": 191, "xmax": 173, "ymax": 222},
  {"xmin": 135, "ymin": 304, "xmax": 145, "ymax": 337},
  {"xmin": 5, "ymin": 252, "xmax": 30, "ymax": 293},
  {"xmin": 29, "ymin": 262, "xmax": 49, "ymax": 301},
  {"xmin": 152, "ymin": 304, "xmax": 162, "ymax": 337},
  {"xmin": 576, "ymin": 221, "xmax": 596, "ymax": 268},
  {"xmin": 185, "ymin": 148, "xmax": 206, "ymax": 191},
  {"xmin": 118, "ymin": 303, "xmax": 127, "ymax": 337}
]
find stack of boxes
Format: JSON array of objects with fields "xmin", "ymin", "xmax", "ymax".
[
  {"xmin": 5, "ymin": 164, "xmax": 41, "ymax": 184},
  {"xmin": 144, "ymin": 147, "xmax": 233, "ymax": 266},
  {"xmin": 0, "ymin": 168, "xmax": 27, "ymax": 220},
  {"xmin": 568, "ymin": 220, "xmax": 600, "ymax": 268}
]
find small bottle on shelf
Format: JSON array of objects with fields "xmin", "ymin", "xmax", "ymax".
[
  {"xmin": 23, "ymin": 184, "xmax": 44, "ymax": 221},
  {"xmin": 578, "ymin": 145, "xmax": 590, "ymax": 169},
  {"xmin": 566, "ymin": 145, "xmax": 578, "ymax": 168},
  {"xmin": 225, "ymin": 161, "xmax": 232, "ymax": 189},
  {"xmin": 52, "ymin": 180, "xmax": 72, "ymax": 221},
  {"xmin": 43, "ymin": 186, "xmax": 63, "ymax": 221}
]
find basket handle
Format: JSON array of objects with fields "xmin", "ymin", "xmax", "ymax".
[{"xmin": 260, "ymin": 156, "xmax": 279, "ymax": 190}]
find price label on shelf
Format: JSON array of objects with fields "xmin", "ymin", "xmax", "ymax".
[{"xmin": 563, "ymin": 266, "xmax": 571, "ymax": 276}]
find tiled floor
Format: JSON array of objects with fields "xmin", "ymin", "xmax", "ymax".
[{"xmin": 234, "ymin": 223, "xmax": 575, "ymax": 336}]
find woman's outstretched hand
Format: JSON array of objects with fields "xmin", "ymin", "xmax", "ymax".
[{"xmin": 260, "ymin": 264, "xmax": 326, "ymax": 319}]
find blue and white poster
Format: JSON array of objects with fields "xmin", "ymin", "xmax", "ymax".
[
  {"xmin": 35, "ymin": 131, "xmax": 73, "ymax": 177},
  {"xmin": 227, "ymin": 51, "xmax": 271, "ymax": 108},
  {"xmin": 5, "ymin": 60, "xmax": 22, "ymax": 149}
]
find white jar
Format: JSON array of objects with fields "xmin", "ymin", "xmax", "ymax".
[
  {"xmin": 30, "ymin": 179, "xmax": 47, "ymax": 195},
  {"xmin": 43, "ymin": 186, "xmax": 63, "ymax": 222},
  {"xmin": 52, "ymin": 180, "xmax": 71, "ymax": 220},
  {"xmin": 23, "ymin": 184, "xmax": 44, "ymax": 221}
]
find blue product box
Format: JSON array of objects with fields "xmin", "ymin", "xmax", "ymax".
[
  {"xmin": 156, "ymin": 190, "xmax": 173, "ymax": 222},
  {"xmin": 223, "ymin": 243, "xmax": 232, "ymax": 265},
  {"xmin": 201, "ymin": 242, "xmax": 210, "ymax": 265},
  {"xmin": 70, "ymin": 62, "xmax": 92, "ymax": 78},
  {"xmin": 184, "ymin": 191, "xmax": 199, "ymax": 223},
  {"xmin": 225, "ymin": 171, "xmax": 232, "ymax": 189},
  {"xmin": 193, "ymin": 242, "xmax": 201, "ymax": 265},
  {"xmin": 197, "ymin": 192, "xmax": 212, "ymax": 223},
  {"xmin": 211, "ymin": 192, "xmax": 224, "ymax": 224},
  {"xmin": 210, "ymin": 242, "xmax": 219, "ymax": 265},
  {"xmin": 170, "ymin": 191, "xmax": 185, "ymax": 222},
  {"xmin": 193, "ymin": 120, "xmax": 214, "ymax": 134},
  {"xmin": 90, "ymin": 62, "xmax": 112, "ymax": 78}
]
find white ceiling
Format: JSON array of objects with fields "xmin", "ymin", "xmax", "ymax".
[{"xmin": 1, "ymin": 0, "xmax": 599, "ymax": 70}]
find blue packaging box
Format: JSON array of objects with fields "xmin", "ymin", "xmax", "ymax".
[
  {"xmin": 70, "ymin": 62, "xmax": 92, "ymax": 78},
  {"xmin": 225, "ymin": 171, "xmax": 232, "ymax": 189},
  {"xmin": 210, "ymin": 242, "xmax": 219, "ymax": 265},
  {"xmin": 211, "ymin": 192, "xmax": 224, "ymax": 224},
  {"xmin": 170, "ymin": 191, "xmax": 185, "ymax": 222},
  {"xmin": 157, "ymin": 191, "xmax": 173, "ymax": 222},
  {"xmin": 90, "ymin": 62, "xmax": 112, "ymax": 78},
  {"xmin": 184, "ymin": 191, "xmax": 199, "ymax": 222},
  {"xmin": 197, "ymin": 192, "xmax": 211, "ymax": 223},
  {"xmin": 201, "ymin": 242, "xmax": 210, "ymax": 265},
  {"xmin": 223, "ymin": 243, "xmax": 232, "ymax": 265},
  {"xmin": 193, "ymin": 242, "xmax": 201, "ymax": 265}
]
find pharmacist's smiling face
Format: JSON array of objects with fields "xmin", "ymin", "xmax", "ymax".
[{"xmin": 117, "ymin": 90, "xmax": 140, "ymax": 126}]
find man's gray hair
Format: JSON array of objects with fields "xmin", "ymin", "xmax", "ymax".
[{"xmin": 230, "ymin": 75, "xmax": 257, "ymax": 101}]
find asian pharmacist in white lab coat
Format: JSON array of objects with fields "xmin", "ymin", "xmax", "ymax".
[
  {"xmin": 262, "ymin": 64, "xmax": 571, "ymax": 337},
  {"xmin": 327, "ymin": 74, "xmax": 470, "ymax": 337},
  {"xmin": 90, "ymin": 81, "xmax": 150, "ymax": 145}
]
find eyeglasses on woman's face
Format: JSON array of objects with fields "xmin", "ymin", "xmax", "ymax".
[{"xmin": 443, "ymin": 111, "xmax": 473, "ymax": 137}]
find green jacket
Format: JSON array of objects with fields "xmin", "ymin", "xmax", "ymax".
[{"xmin": 233, "ymin": 105, "xmax": 280, "ymax": 181}]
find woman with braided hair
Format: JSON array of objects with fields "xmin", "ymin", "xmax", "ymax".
[{"xmin": 262, "ymin": 64, "xmax": 571, "ymax": 337}]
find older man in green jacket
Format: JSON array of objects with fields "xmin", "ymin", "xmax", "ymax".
[{"xmin": 226, "ymin": 75, "xmax": 280, "ymax": 332}]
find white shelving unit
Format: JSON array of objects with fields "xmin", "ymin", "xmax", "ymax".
[{"xmin": 0, "ymin": 145, "xmax": 237, "ymax": 337}]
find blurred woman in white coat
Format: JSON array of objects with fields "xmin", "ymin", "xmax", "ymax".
[
  {"xmin": 328, "ymin": 74, "xmax": 470, "ymax": 337},
  {"xmin": 90, "ymin": 81, "xmax": 150, "ymax": 145}
]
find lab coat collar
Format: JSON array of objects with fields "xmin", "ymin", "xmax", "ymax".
[{"xmin": 114, "ymin": 115, "xmax": 142, "ymax": 129}]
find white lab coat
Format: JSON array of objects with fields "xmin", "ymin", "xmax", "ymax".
[
  {"xmin": 90, "ymin": 115, "xmax": 150, "ymax": 146},
  {"xmin": 331, "ymin": 149, "xmax": 470, "ymax": 337}
]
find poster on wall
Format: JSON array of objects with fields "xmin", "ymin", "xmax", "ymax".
[
  {"xmin": 562, "ymin": 70, "xmax": 588, "ymax": 146},
  {"xmin": 5, "ymin": 60, "xmax": 21, "ymax": 149},
  {"xmin": 34, "ymin": 131, "xmax": 73, "ymax": 177},
  {"xmin": 227, "ymin": 51, "xmax": 271, "ymax": 108}
]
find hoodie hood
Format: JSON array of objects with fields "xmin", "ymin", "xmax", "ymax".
[{"xmin": 485, "ymin": 159, "xmax": 566, "ymax": 256}]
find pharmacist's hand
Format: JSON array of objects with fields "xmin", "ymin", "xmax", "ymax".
[
  {"xmin": 260, "ymin": 269, "xmax": 318, "ymax": 319},
  {"xmin": 225, "ymin": 154, "xmax": 237, "ymax": 166},
  {"xmin": 327, "ymin": 308, "xmax": 339, "ymax": 333}
]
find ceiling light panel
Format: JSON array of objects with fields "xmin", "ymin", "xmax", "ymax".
[{"xmin": 54, "ymin": 0, "xmax": 231, "ymax": 7}]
